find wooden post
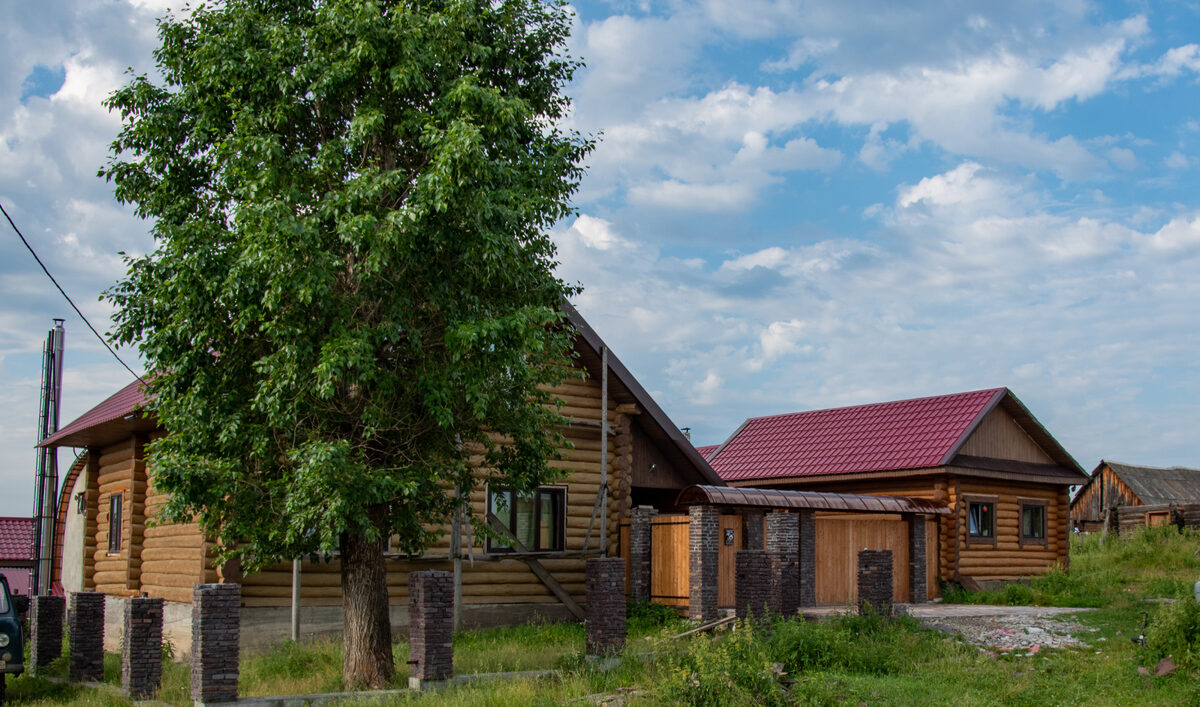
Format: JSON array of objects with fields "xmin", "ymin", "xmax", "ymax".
[
  {"xmin": 600, "ymin": 346, "xmax": 608, "ymax": 556},
  {"xmin": 451, "ymin": 505, "xmax": 463, "ymax": 631},
  {"xmin": 290, "ymin": 558, "xmax": 300, "ymax": 642}
]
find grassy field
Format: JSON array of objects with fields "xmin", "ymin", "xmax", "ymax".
[{"xmin": 6, "ymin": 527, "xmax": 1200, "ymax": 705}]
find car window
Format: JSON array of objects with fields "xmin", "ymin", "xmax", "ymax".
[{"xmin": 0, "ymin": 581, "xmax": 9, "ymax": 614}]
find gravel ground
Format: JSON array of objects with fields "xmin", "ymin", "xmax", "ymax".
[{"xmin": 919, "ymin": 612, "xmax": 1099, "ymax": 656}]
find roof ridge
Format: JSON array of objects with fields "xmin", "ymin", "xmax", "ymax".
[{"xmin": 739, "ymin": 387, "xmax": 1007, "ymax": 423}]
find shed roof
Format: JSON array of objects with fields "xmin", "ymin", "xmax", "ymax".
[
  {"xmin": 0, "ymin": 517, "xmax": 35, "ymax": 562},
  {"xmin": 675, "ymin": 485, "xmax": 950, "ymax": 515},
  {"xmin": 708, "ymin": 387, "xmax": 1083, "ymax": 483},
  {"xmin": 1083, "ymin": 461, "xmax": 1200, "ymax": 507}
]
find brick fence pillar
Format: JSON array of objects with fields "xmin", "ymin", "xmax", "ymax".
[
  {"xmin": 629, "ymin": 505, "xmax": 658, "ymax": 603},
  {"xmin": 857, "ymin": 550, "xmax": 893, "ymax": 617},
  {"xmin": 768, "ymin": 551, "xmax": 799, "ymax": 616},
  {"xmin": 765, "ymin": 511, "xmax": 800, "ymax": 614},
  {"xmin": 586, "ymin": 557, "xmax": 626, "ymax": 656},
  {"xmin": 29, "ymin": 594, "xmax": 64, "ymax": 674},
  {"xmin": 122, "ymin": 596, "xmax": 164, "ymax": 699},
  {"xmin": 688, "ymin": 505, "xmax": 720, "ymax": 622},
  {"xmin": 69, "ymin": 591, "xmax": 105, "ymax": 682},
  {"xmin": 907, "ymin": 515, "xmax": 927, "ymax": 603},
  {"xmin": 191, "ymin": 583, "xmax": 241, "ymax": 705},
  {"xmin": 798, "ymin": 510, "xmax": 816, "ymax": 607},
  {"xmin": 409, "ymin": 570, "xmax": 454, "ymax": 686},
  {"xmin": 735, "ymin": 550, "xmax": 770, "ymax": 620},
  {"xmin": 742, "ymin": 511, "xmax": 764, "ymax": 550}
]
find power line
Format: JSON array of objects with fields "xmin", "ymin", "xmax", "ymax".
[{"xmin": 0, "ymin": 199, "xmax": 145, "ymax": 383}]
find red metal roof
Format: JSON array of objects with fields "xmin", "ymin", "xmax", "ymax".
[
  {"xmin": 0, "ymin": 517, "xmax": 35, "ymax": 562},
  {"xmin": 39, "ymin": 378, "xmax": 152, "ymax": 449},
  {"xmin": 694, "ymin": 444, "xmax": 719, "ymax": 460},
  {"xmin": 710, "ymin": 388, "xmax": 1008, "ymax": 482}
]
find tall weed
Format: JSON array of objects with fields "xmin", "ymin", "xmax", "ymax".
[{"xmin": 1144, "ymin": 598, "xmax": 1200, "ymax": 669}]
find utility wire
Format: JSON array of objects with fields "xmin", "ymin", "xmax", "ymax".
[{"xmin": 1, "ymin": 199, "xmax": 145, "ymax": 383}]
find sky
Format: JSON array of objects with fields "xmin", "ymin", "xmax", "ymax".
[{"xmin": 2, "ymin": 0, "xmax": 1200, "ymax": 516}]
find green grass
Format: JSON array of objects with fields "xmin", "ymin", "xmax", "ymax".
[
  {"xmin": 9, "ymin": 527, "xmax": 1200, "ymax": 704},
  {"xmin": 941, "ymin": 526, "xmax": 1200, "ymax": 608}
]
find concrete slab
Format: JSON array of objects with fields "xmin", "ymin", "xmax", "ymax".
[{"xmin": 800, "ymin": 603, "xmax": 1094, "ymax": 620}]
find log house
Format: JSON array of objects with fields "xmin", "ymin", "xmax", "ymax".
[{"xmin": 44, "ymin": 305, "xmax": 721, "ymax": 650}]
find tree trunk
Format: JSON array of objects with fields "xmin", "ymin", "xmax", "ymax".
[{"xmin": 340, "ymin": 506, "xmax": 394, "ymax": 689}]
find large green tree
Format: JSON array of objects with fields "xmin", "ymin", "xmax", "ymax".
[{"xmin": 102, "ymin": 0, "xmax": 589, "ymax": 687}]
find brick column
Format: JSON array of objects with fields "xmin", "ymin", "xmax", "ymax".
[
  {"xmin": 122, "ymin": 596, "xmax": 164, "ymax": 699},
  {"xmin": 408, "ymin": 570, "xmax": 454, "ymax": 685},
  {"xmin": 586, "ymin": 558, "xmax": 626, "ymax": 656},
  {"xmin": 798, "ymin": 510, "xmax": 816, "ymax": 607},
  {"xmin": 191, "ymin": 583, "xmax": 241, "ymax": 705},
  {"xmin": 29, "ymin": 594, "xmax": 64, "ymax": 674},
  {"xmin": 765, "ymin": 511, "xmax": 800, "ymax": 614},
  {"xmin": 907, "ymin": 515, "xmax": 927, "ymax": 603},
  {"xmin": 735, "ymin": 550, "xmax": 770, "ymax": 620},
  {"xmin": 688, "ymin": 505, "xmax": 719, "ymax": 622},
  {"xmin": 857, "ymin": 550, "xmax": 893, "ymax": 617},
  {"xmin": 742, "ymin": 511, "xmax": 764, "ymax": 550},
  {"xmin": 628, "ymin": 505, "xmax": 658, "ymax": 603},
  {"xmin": 69, "ymin": 592, "xmax": 105, "ymax": 682}
]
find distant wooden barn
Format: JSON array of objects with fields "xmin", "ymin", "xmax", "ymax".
[{"xmin": 1070, "ymin": 461, "xmax": 1200, "ymax": 533}]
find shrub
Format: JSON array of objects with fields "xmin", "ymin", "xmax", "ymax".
[
  {"xmin": 627, "ymin": 600, "xmax": 682, "ymax": 632},
  {"xmin": 658, "ymin": 620, "xmax": 787, "ymax": 706},
  {"xmin": 1143, "ymin": 599, "xmax": 1200, "ymax": 669}
]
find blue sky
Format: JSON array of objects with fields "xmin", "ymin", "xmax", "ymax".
[{"xmin": 2, "ymin": 0, "xmax": 1199, "ymax": 515}]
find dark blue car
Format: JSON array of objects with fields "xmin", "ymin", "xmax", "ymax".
[{"xmin": 0, "ymin": 572, "xmax": 23, "ymax": 679}]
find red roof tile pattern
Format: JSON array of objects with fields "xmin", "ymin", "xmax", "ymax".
[
  {"xmin": 39, "ymin": 379, "xmax": 147, "ymax": 448},
  {"xmin": 0, "ymin": 516, "xmax": 35, "ymax": 562},
  {"xmin": 710, "ymin": 388, "xmax": 1007, "ymax": 482},
  {"xmin": 694, "ymin": 444, "xmax": 720, "ymax": 460}
]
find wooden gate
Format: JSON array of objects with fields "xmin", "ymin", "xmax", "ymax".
[
  {"xmin": 650, "ymin": 515, "xmax": 690, "ymax": 606},
  {"xmin": 814, "ymin": 512, "xmax": 937, "ymax": 603},
  {"xmin": 619, "ymin": 513, "xmax": 743, "ymax": 608}
]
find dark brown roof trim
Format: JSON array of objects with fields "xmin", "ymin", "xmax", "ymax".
[
  {"xmin": 728, "ymin": 462, "xmax": 1082, "ymax": 489},
  {"xmin": 676, "ymin": 484, "xmax": 950, "ymax": 515},
  {"xmin": 952, "ymin": 455, "xmax": 1088, "ymax": 482},
  {"xmin": 563, "ymin": 301, "xmax": 724, "ymax": 487}
]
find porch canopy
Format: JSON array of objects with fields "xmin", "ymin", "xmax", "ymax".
[{"xmin": 675, "ymin": 484, "xmax": 951, "ymax": 515}]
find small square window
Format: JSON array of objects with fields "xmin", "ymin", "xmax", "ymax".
[{"xmin": 968, "ymin": 500, "xmax": 995, "ymax": 539}]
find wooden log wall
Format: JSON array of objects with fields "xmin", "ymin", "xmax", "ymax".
[
  {"xmin": 93, "ymin": 438, "xmax": 137, "ymax": 595},
  {"xmin": 82, "ymin": 452, "xmax": 100, "ymax": 590},
  {"xmin": 238, "ymin": 366, "xmax": 631, "ymax": 609},
  {"xmin": 140, "ymin": 436, "xmax": 208, "ymax": 604},
  {"xmin": 952, "ymin": 478, "xmax": 1064, "ymax": 580}
]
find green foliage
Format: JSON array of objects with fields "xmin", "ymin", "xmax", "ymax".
[
  {"xmin": 655, "ymin": 612, "xmax": 962, "ymax": 705},
  {"xmin": 100, "ymin": 0, "xmax": 592, "ymax": 568},
  {"xmin": 942, "ymin": 527, "xmax": 1200, "ymax": 608},
  {"xmin": 626, "ymin": 600, "xmax": 683, "ymax": 633},
  {"xmin": 1144, "ymin": 599, "xmax": 1200, "ymax": 669},
  {"xmin": 658, "ymin": 620, "xmax": 786, "ymax": 706}
]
